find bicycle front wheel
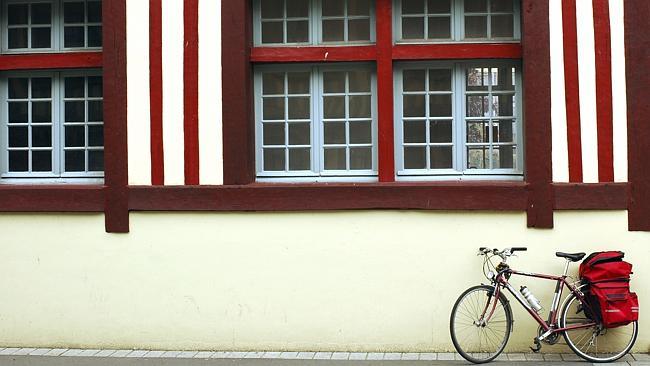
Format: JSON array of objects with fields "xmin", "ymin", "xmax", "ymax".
[
  {"xmin": 450, "ymin": 285, "xmax": 513, "ymax": 364},
  {"xmin": 561, "ymin": 290, "xmax": 638, "ymax": 363}
]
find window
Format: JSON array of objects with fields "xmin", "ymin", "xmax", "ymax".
[
  {"xmin": 1, "ymin": 71, "xmax": 103, "ymax": 179},
  {"xmin": 254, "ymin": 0, "xmax": 375, "ymax": 46},
  {"xmin": 395, "ymin": 0, "xmax": 520, "ymax": 42},
  {"xmin": 395, "ymin": 62, "xmax": 522, "ymax": 177},
  {"xmin": 2, "ymin": 0, "xmax": 102, "ymax": 52},
  {"xmin": 255, "ymin": 65, "xmax": 377, "ymax": 179}
]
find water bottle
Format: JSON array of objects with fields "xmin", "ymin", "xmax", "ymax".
[{"xmin": 520, "ymin": 286, "xmax": 543, "ymax": 312}]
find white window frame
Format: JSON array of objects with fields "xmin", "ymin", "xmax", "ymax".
[
  {"xmin": 394, "ymin": 60, "xmax": 523, "ymax": 180},
  {"xmin": 1, "ymin": 0, "xmax": 102, "ymax": 53},
  {"xmin": 0, "ymin": 69, "xmax": 104, "ymax": 183},
  {"xmin": 393, "ymin": 0, "xmax": 521, "ymax": 43},
  {"xmin": 253, "ymin": 0, "xmax": 376, "ymax": 47},
  {"xmin": 254, "ymin": 63, "xmax": 378, "ymax": 182},
  {"xmin": 60, "ymin": 0, "xmax": 102, "ymax": 51}
]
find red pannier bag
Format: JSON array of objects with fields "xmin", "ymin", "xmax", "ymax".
[{"xmin": 579, "ymin": 251, "xmax": 632, "ymax": 282}]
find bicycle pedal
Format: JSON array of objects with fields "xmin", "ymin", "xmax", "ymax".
[{"xmin": 530, "ymin": 338, "xmax": 542, "ymax": 353}]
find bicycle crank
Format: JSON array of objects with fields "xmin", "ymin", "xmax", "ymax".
[{"xmin": 538, "ymin": 326, "xmax": 560, "ymax": 345}]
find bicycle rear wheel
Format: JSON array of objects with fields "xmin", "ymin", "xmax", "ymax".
[
  {"xmin": 450, "ymin": 285, "xmax": 512, "ymax": 364},
  {"xmin": 561, "ymin": 291, "xmax": 638, "ymax": 363}
]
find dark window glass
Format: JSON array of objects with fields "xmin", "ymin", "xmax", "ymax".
[
  {"xmin": 31, "ymin": 3, "xmax": 52, "ymax": 24},
  {"xmin": 65, "ymin": 150, "xmax": 85, "ymax": 172},
  {"xmin": 8, "ymin": 151, "xmax": 29, "ymax": 172},
  {"xmin": 64, "ymin": 2, "xmax": 85, "ymax": 23},
  {"xmin": 32, "ymin": 78, "xmax": 52, "ymax": 98},
  {"xmin": 8, "ymin": 78, "xmax": 29, "ymax": 99},
  {"xmin": 31, "ymin": 150, "xmax": 52, "ymax": 172},
  {"xmin": 31, "ymin": 27, "xmax": 51, "ymax": 48},
  {"xmin": 88, "ymin": 150, "xmax": 104, "ymax": 171},
  {"xmin": 8, "ymin": 28, "xmax": 28, "ymax": 49},
  {"xmin": 64, "ymin": 26, "xmax": 85, "ymax": 47},
  {"xmin": 65, "ymin": 126, "xmax": 86, "ymax": 147},
  {"xmin": 8, "ymin": 4, "xmax": 29, "ymax": 25}
]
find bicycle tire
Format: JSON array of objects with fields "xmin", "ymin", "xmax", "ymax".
[{"xmin": 450, "ymin": 285, "xmax": 513, "ymax": 364}]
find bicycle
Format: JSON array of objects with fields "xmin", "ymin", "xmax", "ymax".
[{"xmin": 449, "ymin": 247, "xmax": 638, "ymax": 364}]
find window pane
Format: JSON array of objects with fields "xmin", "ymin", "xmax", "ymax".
[
  {"xmin": 288, "ymin": 97, "xmax": 310, "ymax": 119},
  {"xmin": 403, "ymin": 95, "xmax": 425, "ymax": 117},
  {"xmin": 494, "ymin": 120, "xmax": 515, "ymax": 143},
  {"xmin": 491, "ymin": 0, "xmax": 514, "ymax": 12},
  {"xmin": 32, "ymin": 78, "xmax": 52, "ymax": 98},
  {"xmin": 88, "ymin": 1, "xmax": 102, "ymax": 22},
  {"xmin": 32, "ymin": 102, "xmax": 52, "ymax": 123},
  {"xmin": 404, "ymin": 147, "xmax": 426, "ymax": 169},
  {"xmin": 349, "ymin": 95, "xmax": 371, "ymax": 118},
  {"xmin": 261, "ymin": 21, "xmax": 284, "ymax": 43},
  {"xmin": 323, "ymin": 72, "xmax": 346, "ymax": 93},
  {"xmin": 88, "ymin": 76, "xmax": 103, "ymax": 97},
  {"xmin": 350, "ymin": 147, "xmax": 372, "ymax": 170},
  {"xmin": 65, "ymin": 101, "xmax": 85, "ymax": 122},
  {"xmin": 430, "ymin": 120, "xmax": 452, "ymax": 143},
  {"xmin": 88, "ymin": 150, "xmax": 104, "ymax": 171},
  {"xmin": 467, "ymin": 146, "xmax": 488, "ymax": 169},
  {"xmin": 33, "ymin": 28, "xmax": 51, "ymax": 49},
  {"xmin": 348, "ymin": 0, "xmax": 370, "ymax": 16},
  {"xmin": 65, "ymin": 150, "xmax": 86, "ymax": 172},
  {"xmin": 493, "ymin": 94, "xmax": 515, "ymax": 117},
  {"xmin": 8, "ymin": 127, "xmax": 28, "ymax": 147},
  {"xmin": 261, "ymin": 0, "xmax": 284, "ymax": 18},
  {"xmin": 349, "ymin": 121, "xmax": 372, "ymax": 144},
  {"xmin": 8, "ymin": 28, "xmax": 28, "ymax": 49},
  {"xmin": 31, "ymin": 150, "xmax": 52, "ymax": 172},
  {"xmin": 8, "ymin": 78, "xmax": 28, "ymax": 99},
  {"xmin": 263, "ymin": 97, "xmax": 285, "ymax": 120},
  {"xmin": 349, "ymin": 70, "xmax": 371, "ymax": 93},
  {"xmin": 324, "ymin": 96, "xmax": 345, "ymax": 118},
  {"xmin": 430, "ymin": 146, "xmax": 452, "ymax": 169},
  {"xmin": 286, "ymin": 0, "xmax": 308, "ymax": 17},
  {"xmin": 87, "ymin": 26, "xmax": 102, "ymax": 47},
  {"xmin": 429, "ymin": 69, "xmax": 452, "ymax": 91},
  {"xmin": 31, "ymin": 3, "xmax": 52, "ymax": 24},
  {"xmin": 324, "ymin": 148, "xmax": 346, "ymax": 170},
  {"xmin": 286, "ymin": 20, "xmax": 309, "ymax": 43},
  {"xmin": 66, "ymin": 126, "xmax": 86, "ymax": 147},
  {"xmin": 263, "ymin": 73, "xmax": 285, "ymax": 95},
  {"xmin": 493, "ymin": 146, "xmax": 516, "ymax": 169},
  {"xmin": 402, "ymin": 0, "xmax": 424, "ymax": 14},
  {"xmin": 467, "ymin": 121, "xmax": 489, "ymax": 143},
  {"xmin": 324, "ymin": 122, "xmax": 346, "ymax": 144},
  {"xmin": 88, "ymin": 101, "xmax": 103, "ymax": 121},
  {"xmin": 264, "ymin": 148, "xmax": 285, "ymax": 171},
  {"xmin": 348, "ymin": 18, "xmax": 370, "ymax": 41},
  {"xmin": 65, "ymin": 77, "xmax": 85, "ymax": 98},
  {"xmin": 263, "ymin": 123, "xmax": 285, "ymax": 145},
  {"xmin": 322, "ymin": 0, "xmax": 345, "ymax": 16},
  {"xmin": 8, "ymin": 103, "xmax": 28, "ymax": 123},
  {"xmin": 32, "ymin": 126, "xmax": 52, "ymax": 147},
  {"xmin": 322, "ymin": 19, "xmax": 344, "ymax": 42},
  {"xmin": 288, "ymin": 148, "xmax": 310, "ymax": 170},
  {"xmin": 465, "ymin": 16, "xmax": 487, "ymax": 38},
  {"xmin": 402, "ymin": 17, "xmax": 424, "ymax": 39},
  {"xmin": 465, "ymin": 0, "xmax": 487, "ymax": 12},
  {"xmin": 428, "ymin": 17, "xmax": 451, "ymax": 39},
  {"xmin": 8, "ymin": 4, "xmax": 28, "ymax": 25},
  {"xmin": 288, "ymin": 122, "xmax": 310, "ymax": 145},
  {"xmin": 491, "ymin": 14, "xmax": 514, "ymax": 38},
  {"xmin": 403, "ymin": 121, "xmax": 426, "ymax": 143},
  {"xmin": 403, "ymin": 70, "xmax": 426, "ymax": 92},
  {"xmin": 288, "ymin": 72, "xmax": 310, "ymax": 94},
  {"xmin": 467, "ymin": 68, "xmax": 489, "ymax": 91},
  {"xmin": 467, "ymin": 95, "xmax": 489, "ymax": 117},
  {"xmin": 428, "ymin": 0, "xmax": 451, "ymax": 13},
  {"xmin": 8, "ymin": 151, "xmax": 28, "ymax": 172},
  {"xmin": 88, "ymin": 125, "xmax": 104, "ymax": 146},
  {"xmin": 492, "ymin": 67, "xmax": 516, "ymax": 91},
  {"xmin": 64, "ymin": 2, "xmax": 85, "ymax": 23},
  {"xmin": 429, "ymin": 95, "xmax": 452, "ymax": 117},
  {"xmin": 65, "ymin": 26, "xmax": 85, "ymax": 48}
]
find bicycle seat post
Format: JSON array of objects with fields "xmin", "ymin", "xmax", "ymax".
[{"xmin": 563, "ymin": 259, "xmax": 571, "ymax": 277}]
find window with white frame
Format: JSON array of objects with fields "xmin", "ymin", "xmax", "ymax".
[
  {"xmin": 395, "ymin": 62, "xmax": 522, "ymax": 177},
  {"xmin": 2, "ymin": 0, "xmax": 102, "ymax": 52},
  {"xmin": 1, "ymin": 71, "xmax": 103, "ymax": 179},
  {"xmin": 395, "ymin": 0, "xmax": 520, "ymax": 42},
  {"xmin": 255, "ymin": 65, "xmax": 377, "ymax": 179},
  {"xmin": 254, "ymin": 0, "xmax": 375, "ymax": 46}
]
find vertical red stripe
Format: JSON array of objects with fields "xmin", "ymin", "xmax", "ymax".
[
  {"xmin": 561, "ymin": 0, "xmax": 583, "ymax": 183},
  {"xmin": 376, "ymin": 0, "xmax": 394, "ymax": 182},
  {"xmin": 149, "ymin": 0, "xmax": 164, "ymax": 185},
  {"xmin": 592, "ymin": 0, "xmax": 614, "ymax": 182},
  {"xmin": 184, "ymin": 0, "xmax": 200, "ymax": 185}
]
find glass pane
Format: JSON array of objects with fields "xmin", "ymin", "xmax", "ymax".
[
  {"xmin": 402, "ymin": 17, "xmax": 424, "ymax": 39},
  {"xmin": 323, "ymin": 72, "xmax": 346, "ymax": 93},
  {"xmin": 261, "ymin": 0, "xmax": 284, "ymax": 18},
  {"xmin": 32, "ymin": 78, "xmax": 52, "ymax": 98},
  {"xmin": 263, "ymin": 123, "xmax": 285, "ymax": 145},
  {"xmin": 288, "ymin": 97, "xmax": 310, "ymax": 119},
  {"xmin": 32, "ymin": 150, "xmax": 52, "ymax": 172},
  {"xmin": 349, "ymin": 70, "xmax": 371, "ymax": 93},
  {"xmin": 404, "ymin": 147, "xmax": 426, "ymax": 169},
  {"xmin": 286, "ymin": 0, "xmax": 309, "ymax": 17},
  {"xmin": 88, "ymin": 101, "xmax": 103, "ymax": 121},
  {"xmin": 88, "ymin": 1, "xmax": 102, "ymax": 22},
  {"xmin": 31, "ymin": 27, "xmax": 52, "ymax": 48},
  {"xmin": 264, "ymin": 148, "xmax": 285, "ymax": 171},
  {"xmin": 64, "ymin": 2, "xmax": 85, "ymax": 23},
  {"xmin": 493, "ymin": 146, "xmax": 516, "ymax": 169},
  {"xmin": 349, "ymin": 95, "xmax": 371, "ymax": 118},
  {"xmin": 286, "ymin": 20, "xmax": 309, "ymax": 43},
  {"xmin": 288, "ymin": 72, "xmax": 310, "ymax": 94},
  {"xmin": 467, "ymin": 146, "xmax": 489, "ymax": 169},
  {"xmin": 491, "ymin": 14, "xmax": 514, "ymax": 38},
  {"xmin": 428, "ymin": 0, "xmax": 451, "ymax": 13},
  {"xmin": 263, "ymin": 73, "xmax": 285, "ymax": 95},
  {"xmin": 8, "ymin": 28, "xmax": 28, "ymax": 49},
  {"xmin": 88, "ymin": 150, "xmax": 104, "ymax": 171},
  {"xmin": 430, "ymin": 146, "xmax": 453, "ymax": 169},
  {"xmin": 492, "ymin": 67, "xmax": 516, "ymax": 91},
  {"xmin": 467, "ymin": 68, "xmax": 489, "ymax": 91},
  {"xmin": 494, "ymin": 119, "xmax": 515, "ymax": 143},
  {"xmin": 32, "ymin": 126, "xmax": 52, "ymax": 147},
  {"xmin": 430, "ymin": 120, "xmax": 452, "ymax": 143},
  {"xmin": 349, "ymin": 121, "xmax": 372, "ymax": 144},
  {"xmin": 8, "ymin": 151, "xmax": 28, "ymax": 172},
  {"xmin": 403, "ymin": 95, "xmax": 425, "ymax": 117},
  {"xmin": 65, "ymin": 101, "xmax": 86, "ymax": 122},
  {"xmin": 350, "ymin": 147, "xmax": 372, "ymax": 170},
  {"xmin": 64, "ymin": 26, "xmax": 85, "ymax": 48},
  {"xmin": 429, "ymin": 94, "xmax": 452, "ymax": 117},
  {"xmin": 31, "ymin": 3, "xmax": 52, "ymax": 24},
  {"xmin": 88, "ymin": 125, "xmax": 104, "ymax": 147},
  {"xmin": 65, "ymin": 150, "xmax": 86, "ymax": 172},
  {"xmin": 322, "ymin": 19, "xmax": 344, "ymax": 42},
  {"xmin": 8, "ymin": 78, "xmax": 28, "ymax": 99},
  {"xmin": 324, "ymin": 122, "xmax": 346, "ymax": 144},
  {"xmin": 8, "ymin": 102, "xmax": 28, "ymax": 123},
  {"xmin": 88, "ymin": 76, "xmax": 103, "ymax": 97},
  {"xmin": 403, "ymin": 70, "xmax": 425, "ymax": 91},
  {"xmin": 465, "ymin": 16, "xmax": 488, "ymax": 38},
  {"xmin": 403, "ymin": 120, "xmax": 426, "ymax": 143},
  {"xmin": 465, "ymin": 0, "xmax": 488, "ymax": 12},
  {"xmin": 87, "ymin": 26, "xmax": 102, "ymax": 47},
  {"xmin": 324, "ymin": 96, "xmax": 345, "ymax": 118},
  {"xmin": 288, "ymin": 148, "xmax": 310, "ymax": 170},
  {"xmin": 65, "ymin": 77, "xmax": 85, "ymax": 98},
  {"xmin": 8, "ymin": 127, "xmax": 28, "ymax": 147},
  {"xmin": 288, "ymin": 122, "xmax": 310, "ymax": 145},
  {"xmin": 324, "ymin": 148, "xmax": 346, "ymax": 170},
  {"xmin": 261, "ymin": 21, "xmax": 284, "ymax": 43},
  {"xmin": 429, "ymin": 69, "xmax": 452, "ymax": 91},
  {"xmin": 491, "ymin": 0, "xmax": 514, "ymax": 12},
  {"xmin": 402, "ymin": 0, "xmax": 424, "ymax": 14},
  {"xmin": 32, "ymin": 102, "xmax": 52, "ymax": 123},
  {"xmin": 348, "ymin": 0, "xmax": 370, "ymax": 16},
  {"xmin": 428, "ymin": 17, "xmax": 451, "ymax": 39},
  {"xmin": 66, "ymin": 126, "xmax": 86, "ymax": 147},
  {"xmin": 322, "ymin": 0, "xmax": 345, "ymax": 16},
  {"xmin": 263, "ymin": 97, "xmax": 285, "ymax": 120},
  {"xmin": 8, "ymin": 4, "xmax": 28, "ymax": 25},
  {"xmin": 348, "ymin": 19, "xmax": 370, "ymax": 41},
  {"xmin": 467, "ymin": 95, "xmax": 489, "ymax": 117},
  {"xmin": 467, "ymin": 121, "xmax": 489, "ymax": 143},
  {"xmin": 493, "ymin": 94, "xmax": 515, "ymax": 117}
]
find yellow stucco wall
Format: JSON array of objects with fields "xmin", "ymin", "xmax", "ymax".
[{"xmin": 0, "ymin": 211, "xmax": 648, "ymax": 352}]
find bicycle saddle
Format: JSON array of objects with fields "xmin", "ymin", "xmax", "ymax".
[{"xmin": 555, "ymin": 252, "xmax": 586, "ymax": 262}]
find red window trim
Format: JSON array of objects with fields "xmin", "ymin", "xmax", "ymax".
[{"xmin": 0, "ymin": 52, "xmax": 102, "ymax": 71}]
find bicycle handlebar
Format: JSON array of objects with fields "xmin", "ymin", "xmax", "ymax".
[{"xmin": 478, "ymin": 247, "xmax": 528, "ymax": 256}]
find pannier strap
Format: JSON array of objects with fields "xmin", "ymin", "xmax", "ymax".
[
  {"xmin": 589, "ymin": 278, "xmax": 630, "ymax": 284},
  {"xmin": 591, "ymin": 255, "xmax": 625, "ymax": 267}
]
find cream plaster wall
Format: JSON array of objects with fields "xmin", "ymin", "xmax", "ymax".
[{"xmin": 0, "ymin": 211, "xmax": 648, "ymax": 352}]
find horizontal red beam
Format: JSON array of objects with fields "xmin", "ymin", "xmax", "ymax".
[
  {"xmin": 392, "ymin": 43, "xmax": 522, "ymax": 60},
  {"xmin": 553, "ymin": 183, "xmax": 628, "ymax": 210},
  {"xmin": 0, "ymin": 186, "xmax": 105, "ymax": 212},
  {"xmin": 0, "ymin": 52, "xmax": 102, "ymax": 71},
  {"xmin": 130, "ymin": 182, "xmax": 528, "ymax": 211},
  {"xmin": 251, "ymin": 46, "xmax": 377, "ymax": 63}
]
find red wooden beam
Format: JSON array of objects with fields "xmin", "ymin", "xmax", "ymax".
[
  {"xmin": 251, "ymin": 45, "xmax": 377, "ymax": 63},
  {"xmin": 0, "ymin": 52, "xmax": 102, "ymax": 71},
  {"xmin": 593, "ymin": 0, "xmax": 614, "ymax": 183},
  {"xmin": 0, "ymin": 186, "xmax": 104, "ymax": 212},
  {"xmin": 553, "ymin": 183, "xmax": 628, "ymax": 210},
  {"xmin": 149, "ymin": 0, "xmax": 165, "ymax": 186},
  {"xmin": 376, "ymin": 0, "xmax": 395, "ymax": 182},
  {"xmin": 392, "ymin": 43, "xmax": 522, "ymax": 60},
  {"xmin": 184, "ymin": 0, "xmax": 200, "ymax": 185}
]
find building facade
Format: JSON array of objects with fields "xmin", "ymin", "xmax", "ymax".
[{"xmin": 0, "ymin": 0, "xmax": 648, "ymax": 353}]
